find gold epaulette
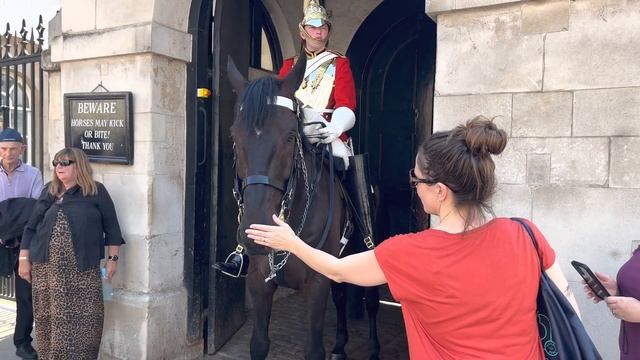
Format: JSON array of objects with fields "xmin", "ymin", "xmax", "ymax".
[{"xmin": 327, "ymin": 49, "xmax": 346, "ymax": 58}]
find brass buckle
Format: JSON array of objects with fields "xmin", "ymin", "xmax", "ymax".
[{"xmin": 363, "ymin": 236, "xmax": 374, "ymax": 250}]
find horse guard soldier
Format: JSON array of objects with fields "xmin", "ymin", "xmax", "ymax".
[{"xmin": 214, "ymin": 0, "xmax": 377, "ymax": 280}]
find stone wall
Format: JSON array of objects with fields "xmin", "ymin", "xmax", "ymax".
[
  {"xmin": 47, "ymin": 0, "xmax": 199, "ymax": 358},
  {"xmin": 427, "ymin": 0, "xmax": 640, "ymax": 358}
]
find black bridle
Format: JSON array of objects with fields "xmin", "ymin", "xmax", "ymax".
[
  {"xmin": 232, "ymin": 95, "xmax": 304, "ymax": 224},
  {"xmin": 232, "ymin": 94, "xmax": 338, "ymax": 282}
]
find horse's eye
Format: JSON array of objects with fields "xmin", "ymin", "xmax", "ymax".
[{"xmin": 287, "ymin": 131, "xmax": 296, "ymax": 142}]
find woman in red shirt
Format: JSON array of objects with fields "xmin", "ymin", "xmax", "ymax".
[{"xmin": 246, "ymin": 116, "xmax": 581, "ymax": 359}]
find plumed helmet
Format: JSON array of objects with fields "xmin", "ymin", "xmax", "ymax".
[{"xmin": 301, "ymin": 0, "xmax": 331, "ymax": 28}]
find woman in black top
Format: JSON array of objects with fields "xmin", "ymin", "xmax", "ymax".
[{"xmin": 18, "ymin": 147, "xmax": 125, "ymax": 359}]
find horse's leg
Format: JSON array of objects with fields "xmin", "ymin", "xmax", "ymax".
[
  {"xmin": 364, "ymin": 286, "xmax": 381, "ymax": 360},
  {"xmin": 330, "ymin": 281, "xmax": 348, "ymax": 360},
  {"xmin": 347, "ymin": 284, "xmax": 365, "ymax": 320},
  {"xmin": 304, "ymin": 277, "xmax": 330, "ymax": 360},
  {"xmin": 248, "ymin": 272, "xmax": 278, "ymax": 360}
]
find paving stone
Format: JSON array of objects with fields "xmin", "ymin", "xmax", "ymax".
[{"xmin": 206, "ymin": 290, "xmax": 408, "ymax": 359}]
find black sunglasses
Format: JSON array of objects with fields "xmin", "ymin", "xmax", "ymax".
[
  {"xmin": 52, "ymin": 159, "xmax": 75, "ymax": 167},
  {"xmin": 409, "ymin": 168, "xmax": 434, "ymax": 188}
]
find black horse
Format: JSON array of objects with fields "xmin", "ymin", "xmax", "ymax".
[{"xmin": 227, "ymin": 55, "xmax": 380, "ymax": 360}]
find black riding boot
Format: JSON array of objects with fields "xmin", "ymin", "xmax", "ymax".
[
  {"xmin": 345, "ymin": 153, "xmax": 376, "ymax": 250},
  {"xmin": 213, "ymin": 249, "xmax": 249, "ymax": 278}
]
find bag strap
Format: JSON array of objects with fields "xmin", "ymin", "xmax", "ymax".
[{"xmin": 511, "ymin": 217, "xmax": 544, "ymax": 272}]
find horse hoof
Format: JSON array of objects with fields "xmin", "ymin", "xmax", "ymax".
[{"xmin": 330, "ymin": 353, "xmax": 348, "ymax": 360}]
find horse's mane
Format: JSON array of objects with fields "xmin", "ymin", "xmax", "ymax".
[{"xmin": 238, "ymin": 76, "xmax": 280, "ymax": 131}]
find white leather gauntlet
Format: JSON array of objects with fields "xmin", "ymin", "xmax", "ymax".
[
  {"xmin": 302, "ymin": 108, "xmax": 328, "ymax": 144},
  {"xmin": 318, "ymin": 107, "xmax": 355, "ymax": 144}
]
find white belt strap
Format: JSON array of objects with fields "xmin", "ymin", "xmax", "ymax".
[{"xmin": 304, "ymin": 52, "xmax": 338, "ymax": 79}]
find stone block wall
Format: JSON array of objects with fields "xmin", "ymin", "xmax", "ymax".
[
  {"xmin": 427, "ymin": 0, "xmax": 640, "ymax": 358},
  {"xmin": 47, "ymin": 1, "xmax": 199, "ymax": 358}
]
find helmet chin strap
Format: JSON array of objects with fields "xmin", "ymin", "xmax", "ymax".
[{"xmin": 300, "ymin": 26, "xmax": 328, "ymax": 55}]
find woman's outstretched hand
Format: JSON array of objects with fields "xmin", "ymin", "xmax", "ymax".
[{"xmin": 247, "ymin": 214, "xmax": 301, "ymax": 253}]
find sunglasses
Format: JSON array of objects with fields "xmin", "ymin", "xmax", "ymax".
[
  {"xmin": 52, "ymin": 159, "xmax": 75, "ymax": 167},
  {"xmin": 409, "ymin": 168, "xmax": 434, "ymax": 188}
]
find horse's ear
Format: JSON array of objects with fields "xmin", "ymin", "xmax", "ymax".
[
  {"xmin": 227, "ymin": 56, "xmax": 247, "ymax": 93},
  {"xmin": 281, "ymin": 54, "xmax": 306, "ymax": 97}
]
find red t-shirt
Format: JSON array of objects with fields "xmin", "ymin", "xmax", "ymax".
[{"xmin": 374, "ymin": 218, "xmax": 555, "ymax": 360}]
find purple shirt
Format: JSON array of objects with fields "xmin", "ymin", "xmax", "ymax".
[
  {"xmin": 617, "ymin": 247, "xmax": 640, "ymax": 360},
  {"xmin": 0, "ymin": 160, "xmax": 43, "ymax": 201}
]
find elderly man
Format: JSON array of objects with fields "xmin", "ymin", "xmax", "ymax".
[
  {"xmin": 0, "ymin": 128, "xmax": 42, "ymax": 359},
  {"xmin": 215, "ymin": 0, "xmax": 375, "ymax": 278}
]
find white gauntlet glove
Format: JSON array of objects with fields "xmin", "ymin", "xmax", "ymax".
[
  {"xmin": 302, "ymin": 108, "xmax": 328, "ymax": 144},
  {"xmin": 318, "ymin": 107, "xmax": 356, "ymax": 144}
]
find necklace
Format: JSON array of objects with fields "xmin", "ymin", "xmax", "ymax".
[{"xmin": 438, "ymin": 209, "xmax": 455, "ymax": 224}]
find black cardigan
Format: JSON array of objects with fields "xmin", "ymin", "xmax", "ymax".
[
  {"xmin": 0, "ymin": 197, "xmax": 36, "ymax": 276},
  {"xmin": 21, "ymin": 182, "xmax": 125, "ymax": 271}
]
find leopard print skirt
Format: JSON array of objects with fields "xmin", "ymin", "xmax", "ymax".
[{"xmin": 32, "ymin": 210, "xmax": 104, "ymax": 360}]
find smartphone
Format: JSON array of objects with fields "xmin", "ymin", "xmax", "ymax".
[{"xmin": 571, "ymin": 260, "xmax": 610, "ymax": 300}]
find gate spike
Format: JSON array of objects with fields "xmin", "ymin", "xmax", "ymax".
[
  {"xmin": 29, "ymin": 30, "xmax": 35, "ymax": 55},
  {"xmin": 19, "ymin": 20, "xmax": 28, "ymax": 56},
  {"xmin": 1, "ymin": 24, "xmax": 9, "ymax": 59},
  {"xmin": 36, "ymin": 15, "xmax": 45, "ymax": 51},
  {"xmin": 19, "ymin": 20, "xmax": 28, "ymax": 39}
]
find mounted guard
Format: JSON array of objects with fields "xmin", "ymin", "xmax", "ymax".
[{"xmin": 214, "ymin": 0, "xmax": 376, "ymax": 278}]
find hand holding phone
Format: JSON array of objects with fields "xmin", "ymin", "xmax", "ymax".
[{"xmin": 571, "ymin": 260, "xmax": 611, "ymax": 300}]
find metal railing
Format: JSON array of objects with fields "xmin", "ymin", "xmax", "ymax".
[
  {"xmin": 1, "ymin": 16, "xmax": 46, "ymax": 169},
  {"xmin": 0, "ymin": 274, "xmax": 15, "ymax": 300},
  {"xmin": 0, "ymin": 16, "xmax": 47, "ymax": 300}
]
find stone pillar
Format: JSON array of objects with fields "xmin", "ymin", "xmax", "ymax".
[
  {"xmin": 49, "ymin": 0, "xmax": 198, "ymax": 358},
  {"xmin": 427, "ymin": 0, "xmax": 640, "ymax": 358}
]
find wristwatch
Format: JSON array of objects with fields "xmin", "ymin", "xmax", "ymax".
[{"xmin": 108, "ymin": 255, "xmax": 119, "ymax": 262}]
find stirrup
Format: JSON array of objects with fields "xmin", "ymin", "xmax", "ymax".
[{"xmin": 213, "ymin": 245, "xmax": 248, "ymax": 278}]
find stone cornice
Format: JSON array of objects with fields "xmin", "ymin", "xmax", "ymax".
[
  {"xmin": 426, "ymin": 0, "xmax": 523, "ymax": 20},
  {"xmin": 50, "ymin": 21, "xmax": 192, "ymax": 63}
]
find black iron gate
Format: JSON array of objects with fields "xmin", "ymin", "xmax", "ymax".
[
  {"xmin": 1, "ymin": 16, "xmax": 46, "ymax": 169},
  {"xmin": 0, "ymin": 16, "xmax": 47, "ymax": 300}
]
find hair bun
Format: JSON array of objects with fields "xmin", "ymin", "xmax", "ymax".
[{"xmin": 455, "ymin": 116, "xmax": 507, "ymax": 156}]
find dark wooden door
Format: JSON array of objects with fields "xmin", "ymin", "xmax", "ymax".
[
  {"xmin": 348, "ymin": 1, "xmax": 436, "ymax": 302},
  {"xmin": 350, "ymin": 6, "xmax": 436, "ymax": 240},
  {"xmin": 208, "ymin": 0, "xmax": 251, "ymax": 353}
]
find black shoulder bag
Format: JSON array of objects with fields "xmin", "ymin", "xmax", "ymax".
[{"xmin": 512, "ymin": 218, "xmax": 602, "ymax": 360}]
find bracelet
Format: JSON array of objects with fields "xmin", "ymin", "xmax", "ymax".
[{"xmin": 18, "ymin": 256, "xmax": 29, "ymax": 260}]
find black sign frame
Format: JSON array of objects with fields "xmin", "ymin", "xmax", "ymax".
[{"xmin": 64, "ymin": 92, "xmax": 134, "ymax": 164}]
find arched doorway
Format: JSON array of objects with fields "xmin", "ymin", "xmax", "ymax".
[
  {"xmin": 185, "ymin": 0, "xmax": 436, "ymax": 356},
  {"xmin": 348, "ymin": 0, "xmax": 436, "ymax": 239}
]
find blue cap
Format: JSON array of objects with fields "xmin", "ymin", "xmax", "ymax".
[{"xmin": 0, "ymin": 128, "xmax": 24, "ymax": 143}]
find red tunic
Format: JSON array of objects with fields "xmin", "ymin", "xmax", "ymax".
[
  {"xmin": 374, "ymin": 218, "xmax": 555, "ymax": 360},
  {"xmin": 279, "ymin": 53, "xmax": 356, "ymax": 141}
]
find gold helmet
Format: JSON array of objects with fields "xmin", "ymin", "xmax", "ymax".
[{"xmin": 300, "ymin": 0, "xmax": 331, "ymax": 28}]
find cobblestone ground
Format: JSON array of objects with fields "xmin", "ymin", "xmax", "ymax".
[{"xmin": 207, "ymin": 291, "xmax": 408, "ymax": 359}]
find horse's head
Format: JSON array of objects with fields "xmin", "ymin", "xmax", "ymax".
[{"xmin": 227, "ymin": 55, "xmax": 306, "ymax": 255}]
